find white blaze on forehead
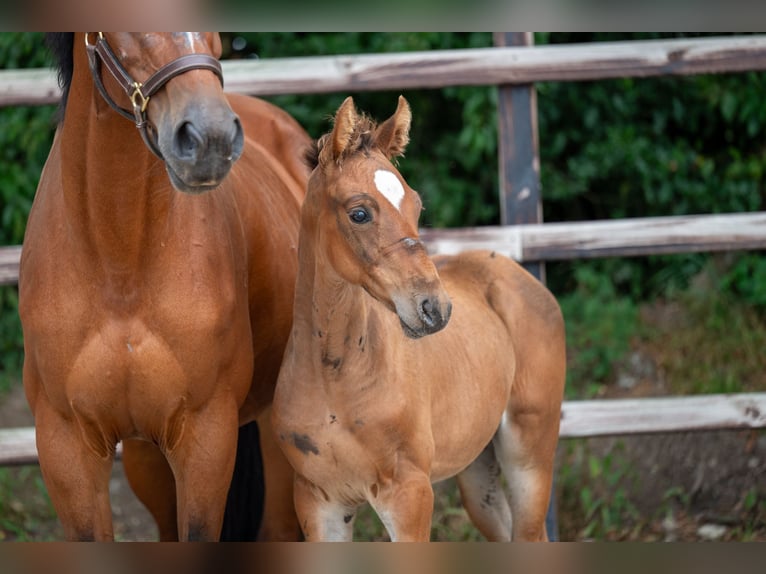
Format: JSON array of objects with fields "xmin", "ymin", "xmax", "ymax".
[{"xmin": 374, "ymin": 169, "xmax": 405, "ymax": 211}]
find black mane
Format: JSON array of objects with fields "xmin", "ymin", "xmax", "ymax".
[{"xmin": 45, "ymin": 33, "xmax": 74, "ymax": 122}]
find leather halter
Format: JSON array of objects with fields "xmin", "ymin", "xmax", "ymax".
[{"xmin": 84, "ymin": 33, "xmax": 224, "ymax": 160}]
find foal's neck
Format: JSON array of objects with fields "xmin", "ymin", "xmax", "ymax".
[{"xmin": 293, "ymin": 240, "xmax": 391, "ymax": 382}]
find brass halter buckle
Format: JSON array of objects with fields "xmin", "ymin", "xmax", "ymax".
[
  {"xmin": 84, "ymin": 32, "xmax": 225, "ymax": 160},
  {"xmin": 84, "ymin": 32, "xmax": 103, "ymax": 48},
  {"xmin": 130, "ymin": 82, "xmax": 150, "ymax": 114}
]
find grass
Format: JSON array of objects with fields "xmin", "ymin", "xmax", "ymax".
[{"xmin": 0, "ymin": 466, "xmax": 58, "ymax": 541}]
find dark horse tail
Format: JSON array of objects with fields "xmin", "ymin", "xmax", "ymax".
[{"xmin": 219, "ymin": 421, "xmax": 264, "ymax": 541}]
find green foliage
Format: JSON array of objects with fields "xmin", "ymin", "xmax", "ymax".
[
  {"xmin": 720, "ymin": 253, "xmax": 766, "ymax": 309},
  {"xmin": 538, "ymin": 33, "xmax": 766, "ymax": 300},
  {"xmin": 558, "ymin": 440, "xmax": 641, "ymax": 540},
  {"xmin": 0, "ymin": 33, "xmax": 58, "ymax": 389},
  {"xmin": 0, "ymin": 287, "xmax": 23, "ymax": 393},
  {"xmin": 559, "ymin": 266, "xmax": 640, "ymax": 398},
  {"xmin": 642, "ymin": 256, "xmax": 766, "ymax": 396},
  {"xmin": 0, "ymin": 33, "xmax": 56, "ymax": 247},
  {"xmin": 0, "ymin": 467, "xmax": 57, "ymax": 541}
]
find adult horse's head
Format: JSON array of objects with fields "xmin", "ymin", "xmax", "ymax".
[
  {"xmin": 306, "ymin": 96, "xmax": 452, "ymax": 339},
  {"xmin": 85, "ymin": 32, "xmax": 244, "ymax": 193}
]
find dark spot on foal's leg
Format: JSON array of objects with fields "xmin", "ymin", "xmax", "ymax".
[{"xmin": 292, "ymin": 433, "xmax": 320, "ymax": 455}]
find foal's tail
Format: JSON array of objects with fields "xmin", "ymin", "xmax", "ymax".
[{"xmin": 220, "ymin": 421, "xmax": 265, "ymax": 541}]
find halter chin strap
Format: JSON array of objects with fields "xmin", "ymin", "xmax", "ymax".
[{"xmin": 84, "ymin": 32, "xmax": 224, "ymax": 160}]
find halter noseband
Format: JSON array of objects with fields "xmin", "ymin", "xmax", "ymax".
[{"xmin": 84, "ymin": 33, "xmax": 224, "ymax": 160}]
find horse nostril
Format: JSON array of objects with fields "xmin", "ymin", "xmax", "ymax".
[
  {"xmin": 230, "ymin": 117, "xmax": 244, "ymax": 162},
  {"xmin": 420, "ymin": 298, "xmax": 439, "ymax": 328},
  {"xmin": 174, "ymin": 121, "xmax": 205, "ymax": 160}
]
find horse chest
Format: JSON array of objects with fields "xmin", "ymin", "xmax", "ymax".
[{"xmin": 24, "ymin": 257, "xmax": 251, "ymax": 435}]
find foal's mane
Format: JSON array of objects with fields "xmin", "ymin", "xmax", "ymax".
[
  {"xmin": 305, "ymin": 112, "xmax": 379, "ymax": 170},
  {"xmin": 45, "ymin": 33, "xmax": 75, "ymax": 122}
]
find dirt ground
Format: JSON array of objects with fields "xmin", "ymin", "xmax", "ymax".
[{"xmin": 1, "ymin": 378, "xmax": 764, "ymax": 542}]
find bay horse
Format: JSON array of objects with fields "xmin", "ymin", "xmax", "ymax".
[
  {"xmin": 19, "ymin": 33, "xmax": 306, "ymax": 541},
  {"xmin": 271, "ymin": 96, "xmax": 566, "ymax": 541}
]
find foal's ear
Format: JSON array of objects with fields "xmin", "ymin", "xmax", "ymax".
[
  {"xmin": 323, "ymin": 96, "xmax": 358, "ymax": 165},
  {"xmin": 209, "ymin": 33, "xmax": 223, "ymax": 59},
  {"xmin": 375, "ymin": 96, "xmax": 411, "ymax": 159}
]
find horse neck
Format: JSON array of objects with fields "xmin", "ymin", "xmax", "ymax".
[
  {"xmin": 292, "ymin": 228, "xmax": 387, "ymax": 377},
  {"xmin": 57, "ymin": 37, "xmax": 168, "ymax": 270}
]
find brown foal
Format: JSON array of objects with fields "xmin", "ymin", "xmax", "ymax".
[{"xmin": 272, "ymin": 96, "xmax": 566, "ymax": 541}]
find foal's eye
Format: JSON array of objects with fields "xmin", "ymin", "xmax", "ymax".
[{"xmin": 348, "ymin": 207, "xmax": 372, "ymax": 224}]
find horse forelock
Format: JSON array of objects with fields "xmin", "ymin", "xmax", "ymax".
[
  {"xmin": 316, "ymin": 113, "xmax": 381, "ymax": 168},
  {"xmin": 45, "ymin": 32, "xmax": 75, "ymax": 123}
]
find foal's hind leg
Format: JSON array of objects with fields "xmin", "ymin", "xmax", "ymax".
[
  {"xmin": 456, "ymin": 441, "xmax": 512, "ymax": 541},
  {"xmin": 493, "ymin": 410, "xmax": 559, "ymax": 542},
  {"xmin": 34, "ymin": 400, "xmax": 114, "ymax": 540}
]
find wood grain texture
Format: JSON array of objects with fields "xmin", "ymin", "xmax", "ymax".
[
  {"xmin": 560, "ymin": 393, "xmax": 766, "ymax": 438},
  {"xmin": 0, "ymin": 245, "xmax": 21, "ymax": 286},
  {"xmin": 4, "ymin": 35, "xmax": 766, "ymax": 106},
  {"xmin": 420, "ymin": 212, "xmax": 766, "ymax": 261}
]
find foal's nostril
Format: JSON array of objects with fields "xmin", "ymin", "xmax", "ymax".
[{"xmin": 174, "ymin": 121, "xmax": 205, "ymax": 160}]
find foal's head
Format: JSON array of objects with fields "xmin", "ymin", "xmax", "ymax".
[
  {"xmin": 80, "ymin": 33, "xmax": 244, "ymax": 193},
  {"xmin": 306, "ymin": 96, "xmax": 452, "ymax": 339}
]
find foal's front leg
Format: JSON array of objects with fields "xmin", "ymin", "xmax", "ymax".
[
  {"xmin": 293, "ymin": 475, "xmax": 356, "ymax": 541},
  {"xmin": 368, "ymin": 469, "xmax": 434, "ymax": 542}
]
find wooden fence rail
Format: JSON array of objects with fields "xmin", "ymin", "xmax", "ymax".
[
  {"xmin": 2, "ymin": 392, "xmax": 765, "ymax": 466},
  {"xmin": 4, "ymin": 212, "xmax": 766, "ymax": 286},
  {"xmin": 4, "ymin": 35, "xmax": 766, "ymax": 106},
  {"xmin": 1, "ymin": 34, "xmax": 766, "ymax": 470}
]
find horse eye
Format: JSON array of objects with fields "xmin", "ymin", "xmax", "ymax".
[{"xmin": 349, "ymin": 207, "xmax": 372, "ymax": 224}]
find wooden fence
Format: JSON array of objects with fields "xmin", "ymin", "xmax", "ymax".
[{"xmin": 2, "ymin": 34, "xmax": 766, "ymax": 466}]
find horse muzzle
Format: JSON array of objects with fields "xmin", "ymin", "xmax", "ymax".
[
  {"xmin": 159, "ymin": 103, "xmax": 245, "ymax": 194},
  {"xmin": 397, "ymin": 293, "xmax": 453, "ymax": 339}
]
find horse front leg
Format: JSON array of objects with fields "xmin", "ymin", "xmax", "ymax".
[
  {"xmin": 122, "ymin": 439, "xmax": 179, "ymax": 540},
  {"xmin": 34, "ymin": 399, "xmax": 115, "ymax": 541},
  {"xmin": 165, "ymin": 396, "xmax": 240, "ymax": 541}
]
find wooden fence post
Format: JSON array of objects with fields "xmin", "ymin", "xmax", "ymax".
[
  {"xmin": 494, "ymin": 31, "xmax": 557, "ymax": 540},
  {"xmin": 494, "ymin": 32, "xmax": 545, "ymax": 282}
]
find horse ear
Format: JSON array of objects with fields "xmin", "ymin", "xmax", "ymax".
[
  {"xmin": 322, "ymin": 96, "xmax": 358, "ymax": 165},
  {"xmin": 375, "ymin": 95, "xmax": 411, "ymax": 159},
  {"xmin": 209, "ymin": 33, "xmax": 223, "ymax": 59}
]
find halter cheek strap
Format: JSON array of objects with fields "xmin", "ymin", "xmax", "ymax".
[{"xmin": 84, "ymin": 33, "xmax": 224, "ymax": 160}]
